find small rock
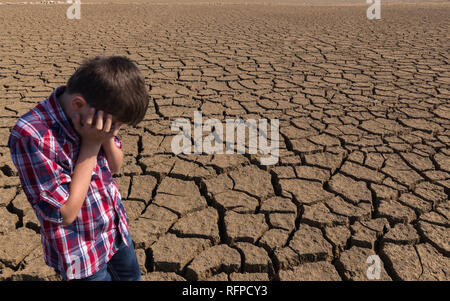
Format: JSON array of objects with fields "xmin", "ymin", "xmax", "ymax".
[
  {"xmin": 419, "ymin": 211, "xmax": 448, "ymax": 227},
  {"xmin": 302, "ymin": 202, "xmax": 348, "ymax": 228},
  {"xmin": 235, "ymin": 242, "xmax": 273, "ymax": 274},
  {"xmin": 0, "ymin": 227, "xmax": 40, "ymax": 269},
  {"xmin": 0, "ymin": 175, "xmax": 20, "ymax": 187},
  {"xmin": 273, "ymin": 247, "xmax": 300, "ymax": 271},
  {"xmin": 122, "ymin": 200, "xmax": 146, "ymax": 221},
  {"xmin": 414, "ymin": 181, "xmax": 447, "ymax": 206},
  {"xmin": 268, "ymin": 213, "xmax": 296, "ymax": 231},
  {"xmin": 228, "ymin": 165, "xmax": 274, "ymax": 199},
  {"xmin": 153, "ymin": 177, "xmax": 207, "ymax": 216},
  {"xmin": 370, "ymin": 183, "xmax": 398, "ymax": 200},
  {"xmin": 258, "ymin": 228, "xmax": 290, "ymax": 252},
  {"xmin": 416, "ymin": 243, "xmax": 450, "ymax": 280},
  {"xmin": 435, "ymin": 202, "xmax": 450, "ymax": 222},
  {"xmin": 288, "ymin": 224, "xmax": 333, "ymax": 262},
  {"xmin": 0, "ymin": 187, "xmax": 16, "ymax": 207},
  {"xmin": 151, "ymin": 233, "xmax": 211, "ymax": 273},
  {"xmin": 417, "ymin": 221, "xmax": 449, "ymax": 255},
  {"xmin": 259, "ymin": 196, "xmax": 297, "ymax": 214},
  {"xmin": 279, "ymin": 179, "xmax": 334, "ymax": 205},
  {"xmin": 185, "ymin": 244, "xmax": 241, "ymax": 281},
  {"xmin": 328, "ymin": 173, "xmax": 372, "ymax": 204},
  {"xmin": 170, "ymin": 207, "xmax": 220, "ymax": 244},
  {"xmin": 360, "ymin": 218, "xmax": 390, "ymax": 234},
  {"xmin": 0, "ymin": 266, "xmax": 14, "ymax": 281},
  {"xmin": 351, "ymin": 221, "xmax": 379, "ymax": 249},
  {"xmin": 203, "ymin": 173, "xmax": 234, "ymax": 196},
  {"xmin": 365, "ymin": 153, "xmax": 385, "ymax": 170},
  {"xmin": 337, "ymin": 246, "xmax": 391, "ymax": 281},
  {"xmin": 271, "ymin": 166, "xmax": 296, "ymax": 179},
  {"xmin": 10, "ymin": 247, "xmax": 60, "ymax": 281},
  {"xmin": 141, "ymin": 132, "xmax": 165, "ymax": 156},
  {"xmin": 294, "ymin": 165, "xmax": 330, "ymax": 183},
  {"xmin": 224, "ymin": 211, "xmax": 268, "ymax": 244},
  {"xmin": 205, "ymin": 152, "xmax": 249, "ymax": 172},
  {"xmin": 213, "ymin": 190, "xmax": 259, "ymax": 213},
  {"xmin": 398, "ymin": 193, "xmax": 432, "ymax": 214},
  {"xmin": 113, "ymin": 176, "xmax": 130, "ymax": 199},
  {"xmin": 378, "ymin": 199, "xmax": 416, "ymax": 223},
  {"xmin": 382, "ymin": 224, "xmax": 419, "ymax": 245},
  {"xmin": 0, "ymin": 206, "xmax": 18, "ymax": 235},
  {"xmin": 10, "ymin": 191, "xmax": 39, "ymax": 231},
  {"xmin": 304, "ymin": 152, "xmax": 344, "ymax": 173},
  {"xmin": 130, "ymin": 204, "xmax": 178, "ymax": 249},
  {"xmin": 135, "ymin": 248, "xmax": 147, "ymax": 275},
  {"xmin": 120, "ymin": 155, "xmax": 142, "ymax": 175},
  {"xmin": 128, "ymin": 175, "xmax": 157, "ymax": 202},
  {"xmin": 340, "ymin": 161, "xmax": 384, "ymax": 183},
  {"xmin": 325, "ymin": 196, "xmax": 372, "ymax": 221},
  {"xmin": 140, "ymin": 155, "xmax": 175, "ymax": 175},
  {"xmin": 170, "ymin": 158, "xmax": 215, "ymax": 178},
  {"xmin": 380, "ymin": 243, "xmax": 421, "ymax": 280},
  {"xmin": 324, "ymin": 225, "xmax": 351, "ymax": 251},
  {"xmin": 381, "ymin": 165, "xmax": 423, "ymax": 189}
]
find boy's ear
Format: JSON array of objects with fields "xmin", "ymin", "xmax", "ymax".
[{"xmin": 71, "ymin": 96, "xmax": 89, "ymax": 112}]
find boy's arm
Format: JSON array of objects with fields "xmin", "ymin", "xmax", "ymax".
[
  {"xmin": 61, "ymin": 109, "xmax": 121, "ymax": 225},
  {"xmin": 101, "ymin": 136, "xmax": 123, "ymax": 174},
  {"xmin": 60, "ymin": 143, "xmax": 100, "ymax": 225},
  {"xmin": 9, "ymin": 110, "xmax": 120, "ymax": 226},
  {"xmin": 9, "ymin": 135, "xmax": 72, "ymax": 225},
  {"xmin": 8, "ymin": 135, "xmax": 97, "ymax": 226}
]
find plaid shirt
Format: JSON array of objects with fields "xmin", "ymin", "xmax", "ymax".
[{"xmin": 8, "ymin": 85, "xmax": 130, "ymax": 280}]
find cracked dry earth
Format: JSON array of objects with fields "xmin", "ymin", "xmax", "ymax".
[{"xmin": 0, "ymin": 1, "xmax": 449, "ymax": 281}]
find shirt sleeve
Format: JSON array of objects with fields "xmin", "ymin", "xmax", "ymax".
[
  {"xmin": 113, "ymin": 136, "xmax": 122, "ymax": 149},
  {"xmin": 10, "ymin": 135, "xmax": 71, "ymax": 224}
]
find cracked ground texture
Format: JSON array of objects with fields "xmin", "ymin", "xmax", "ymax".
[{"xmin": 0, "ymin": 0, "xmax": 449, "ymax": 281}]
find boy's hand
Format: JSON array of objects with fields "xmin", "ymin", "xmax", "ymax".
[{"xmin": 73, "ymin": 108, "xmax": 122, "ymax": 147}]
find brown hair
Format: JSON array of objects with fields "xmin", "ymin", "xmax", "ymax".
[{"xmin": 66, "ymin": 56, "xmax": 149, "ymax": 126}]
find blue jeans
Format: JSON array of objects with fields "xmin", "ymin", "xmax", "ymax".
[{"xmin": 69, "ymin": 233, "xmax": 141, "ymax": 281}]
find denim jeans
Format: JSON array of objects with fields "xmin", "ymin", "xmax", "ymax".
[{"xmin": 68, "ymin": 232, "xmax": 141, "ymax": 281}]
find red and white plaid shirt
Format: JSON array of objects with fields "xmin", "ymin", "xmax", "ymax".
[{"xmin": 8, "ymin": 85, "xmax": 130, "ymax": 280}]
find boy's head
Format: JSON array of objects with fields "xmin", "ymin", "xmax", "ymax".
[{"xmin": 64, "ymin": 56, "xmax": 149, "ymax": 127}]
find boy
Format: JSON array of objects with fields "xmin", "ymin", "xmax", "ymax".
[{"xmin": 8, "ymin": 56, "xmax": 149, "ymax": 281}]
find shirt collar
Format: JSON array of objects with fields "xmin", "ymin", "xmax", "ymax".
[{"xmin": 47, "ymin": 85, "xmax": 81, "ymax": 144}]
